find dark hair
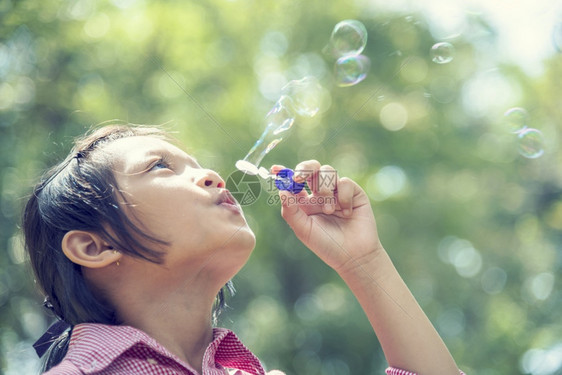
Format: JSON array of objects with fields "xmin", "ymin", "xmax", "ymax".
[{"xmin": 22, "ymin": 124, "xmax": 232, "ymax": 371}]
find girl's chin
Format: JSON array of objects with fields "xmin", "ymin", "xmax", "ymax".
[{"xmin": 237, "ymin": 227, "xmax": 257, "ymax": 252}]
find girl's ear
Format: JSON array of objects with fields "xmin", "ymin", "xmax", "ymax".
[{"xmin": 61, "ymin": 231, "xmax": 121, "ymax": 268}]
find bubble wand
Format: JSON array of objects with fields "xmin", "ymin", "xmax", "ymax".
[
  {"xmin": 236, "ymin": 20, "xmax": 370, "ymax": 193},
  {"xmin": 234, "ymin": 76, "xmax": 325, "ymax": 193}
]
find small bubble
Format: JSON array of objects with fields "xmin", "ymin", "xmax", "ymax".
[
  {"xmin": 324, "ymin": 20, "xmax": 368, "ymax": 58},
  {"xmin": 334, "ymin": 54, "xmax": 370, "ymax": 87},
  {"xmin": 430, "ymin": 42, "xmax": 455, "ymax": 64},
  {"xmin": 517, "ymin": 128, "xmax": 544, "ymax": 159},
  {"xmin": 553, "ymin": 22, "xmax": 562, "ymax": 52},
  {"xmin": 503, "ymin": 107, "xmax": 528, "ymax": 134}
]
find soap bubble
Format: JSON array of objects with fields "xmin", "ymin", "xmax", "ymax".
[
  {"xmin": 553, "ymin": 22, "xmax": 562, "ymax": 52},
  {"xmin": 324, "ymin": 20, "xmax": 368, "ymax": 58},
  {"xmin": 430, "ymin": 42, "xmax": 455, "ymax": 64},
  {"xmin": 268, "ymin": 96, "xmax": 296, "ymax": 135},
  {"xmin": 517, "ymin": 128, "xmax": 544, "ymax": 159},
  {"xmin": 334, "ymin": 54, "xmax": 370, "ymax": 87},
  {"xmin": 281, "ymin": 76, "xmax": 324, "ymax": 117},
  {"xmin": 503, "ymin": 107, "xmax": 528, "ymax": 134},
  {"xmin": 235, "ymin": 96, "xmax": 296, "ymax": 174},
  {"xmin": 237, "ymin": 76, "xmax": 328, "ymax": 175}
]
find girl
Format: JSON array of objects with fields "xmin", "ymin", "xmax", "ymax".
[{"xmin": 23, "ymin": 125, "xmax": 463, "ymax": 374}]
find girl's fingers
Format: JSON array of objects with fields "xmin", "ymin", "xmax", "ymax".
[
  {"xmin": 316, "ymin": 165, "xmax": 337, "ymax": 214},
  {"xmin": 294, "ymin": 160, "xmax": 337, "ymax": 199},
  {"xmin": 272, "ymin": 161, "xmax": 339, "ymax": 214},
  {"xmin": 317, "ymin": 165, "xmax": 337, "ymax": 195},
  {"xmin": 335, "ymin": 177, "xmax": 355, "ymax": 217},
  {"xmin": 270, "ymin": 164, "xmax": 286, "ymax": 175},
  {"xmin": 294, "ymin": 160, "xmax": 321, "ymax": 184}
]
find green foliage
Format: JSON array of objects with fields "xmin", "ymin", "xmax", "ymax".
[{"xmin": 1, "ymin": 0, "xmax": 561, "ymax": 374}]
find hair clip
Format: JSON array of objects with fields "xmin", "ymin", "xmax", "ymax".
[
  {"xmin": 42, "ymin": 296, "xmax": 55, "ymax": 312},
  {"xmin": 33, "ymin": 320, "xmax": 71, "ymax": 358}
]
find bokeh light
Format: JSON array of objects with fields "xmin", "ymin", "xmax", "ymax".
[
  {"xmin": 553, "ymin": 22, "xmax": 562, "ymax": 52},
  {"xmin": 438, "ymin": 236, "xmax": 483, "ymax": 278},
  {"xmin": 366, "ymin": 165, "xmax": 408, "ymax": 201},
  {"xmin": 480, "ymin": 267, "xmax": 507, "ymax": 295},
  {"xmin": 520, "ymin": 343, "xmax": 562, "ymax": 375},
  {"xmin": 3, "ymin": 1, "xmax": 562, "ymax": 374},
  {"xmin": 379, "ymin": 102, "xmax": 408, "ymax": 131}
]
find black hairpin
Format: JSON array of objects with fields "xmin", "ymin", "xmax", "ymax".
[
  {"xmin": 42, "ymin": 296, "xmax": 55, "ymax": 312},
  {"xmin": 34, "ymin": 297, "xmax": 71, "ymax": 358},
  {"xmin": 33, "ymin": 320, "xmax": 71, "ymax": 358}
]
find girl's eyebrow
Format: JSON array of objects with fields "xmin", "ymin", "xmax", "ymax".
[{"xmin": 126, "ymin": 148, "xmax": 200, "ymax": 174}]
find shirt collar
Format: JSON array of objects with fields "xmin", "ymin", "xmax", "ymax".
[
  {"xmin": 65, "ymin": 323, "xmax": 265, "ymax": 375},
  {"xmin": 208, "ymin": 328, "xmax": 265, "ymax": 375}
]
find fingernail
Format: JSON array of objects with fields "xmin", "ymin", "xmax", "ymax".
[
  {"xmin": 293, "ymin": 172, "xmax": 305, "ymax": 183},
  {"xmin": 343, "ymin": 209, "xmax": 351, "ymax": 216}
]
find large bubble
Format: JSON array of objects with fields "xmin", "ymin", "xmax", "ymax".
[
  {"xmin": 324, "ymin": 20, "xmax": 368, "ymax": 58},
  {"xmin": 281, "ymin": 76, "xmax": 325, "ymax": 117},
  {"xmin": 430, "ymin": 42, "xmax": 455, "ymax": 64},
  {"xmin": 334, "ymin": 54, "xmax": 370, "ymax": 87}
]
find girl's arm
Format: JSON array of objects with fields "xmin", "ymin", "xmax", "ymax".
[
  {"xmin": 337, "ymin": 246, "xmax": 459, "ymax": 374},
  {"xmin": 273, "ymin": 161, "xmax": 460, "ymax": 375}
]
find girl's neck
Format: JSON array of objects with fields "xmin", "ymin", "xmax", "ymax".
[{"xmin": 110, "ymin": 275, "xmax": 219, "ymax": 373}]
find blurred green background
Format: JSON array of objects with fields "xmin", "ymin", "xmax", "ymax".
[{"xmin": 1, "ymin": 0, "xmax": 561, "ymax": 374}]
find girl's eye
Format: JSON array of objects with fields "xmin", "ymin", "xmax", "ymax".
[{"xmin": 150, "ymin": 158, "xmax": 172, "ymax": 171}]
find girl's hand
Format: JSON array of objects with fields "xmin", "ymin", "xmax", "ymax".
[{"xmin": 272, "ymin": 160, "xmax": 383, "ymax": 275}]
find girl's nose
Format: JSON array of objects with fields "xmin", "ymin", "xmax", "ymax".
[{"xmin": 195, "ymin": 169, "xmax": 225, "ymax": 189}]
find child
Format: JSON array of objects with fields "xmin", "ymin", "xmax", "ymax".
[{"xmin": 24, "ymin": 125, "xmax": 464, "ymax": 374}]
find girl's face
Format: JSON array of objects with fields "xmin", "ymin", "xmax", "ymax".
[{"xmin": 102, "ymin": 136, "xmax": 256, "ymax": 277}]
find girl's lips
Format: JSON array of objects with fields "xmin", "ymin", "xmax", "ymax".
[
  {"xmin": 217, "ymin": 189, "xmax": 242, "ymax": 213},
  {"xmin": 217, "ymin": 189, "xmax": 238, "ymax": 206},
  {"xmin": 220, "ymin": 201, "xmax": 242, "ymax": 214}
]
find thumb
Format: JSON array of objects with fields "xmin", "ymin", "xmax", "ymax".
[
  {"xmin": 279, "ymin": 190, "xmax": 308, "ymax": 232},
  {"xmin": 279, "ymin": 190, "xmax": 298, "ymax": 215}
]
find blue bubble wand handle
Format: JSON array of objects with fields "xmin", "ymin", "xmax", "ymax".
[{"xmin": 274, "ymin": 168, "xmax": 305, "ymax": 194}]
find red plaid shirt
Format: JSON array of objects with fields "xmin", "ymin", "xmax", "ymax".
[{"xmin": 43, "ymin": 323, "xmax": 463, "ymax": 375}]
